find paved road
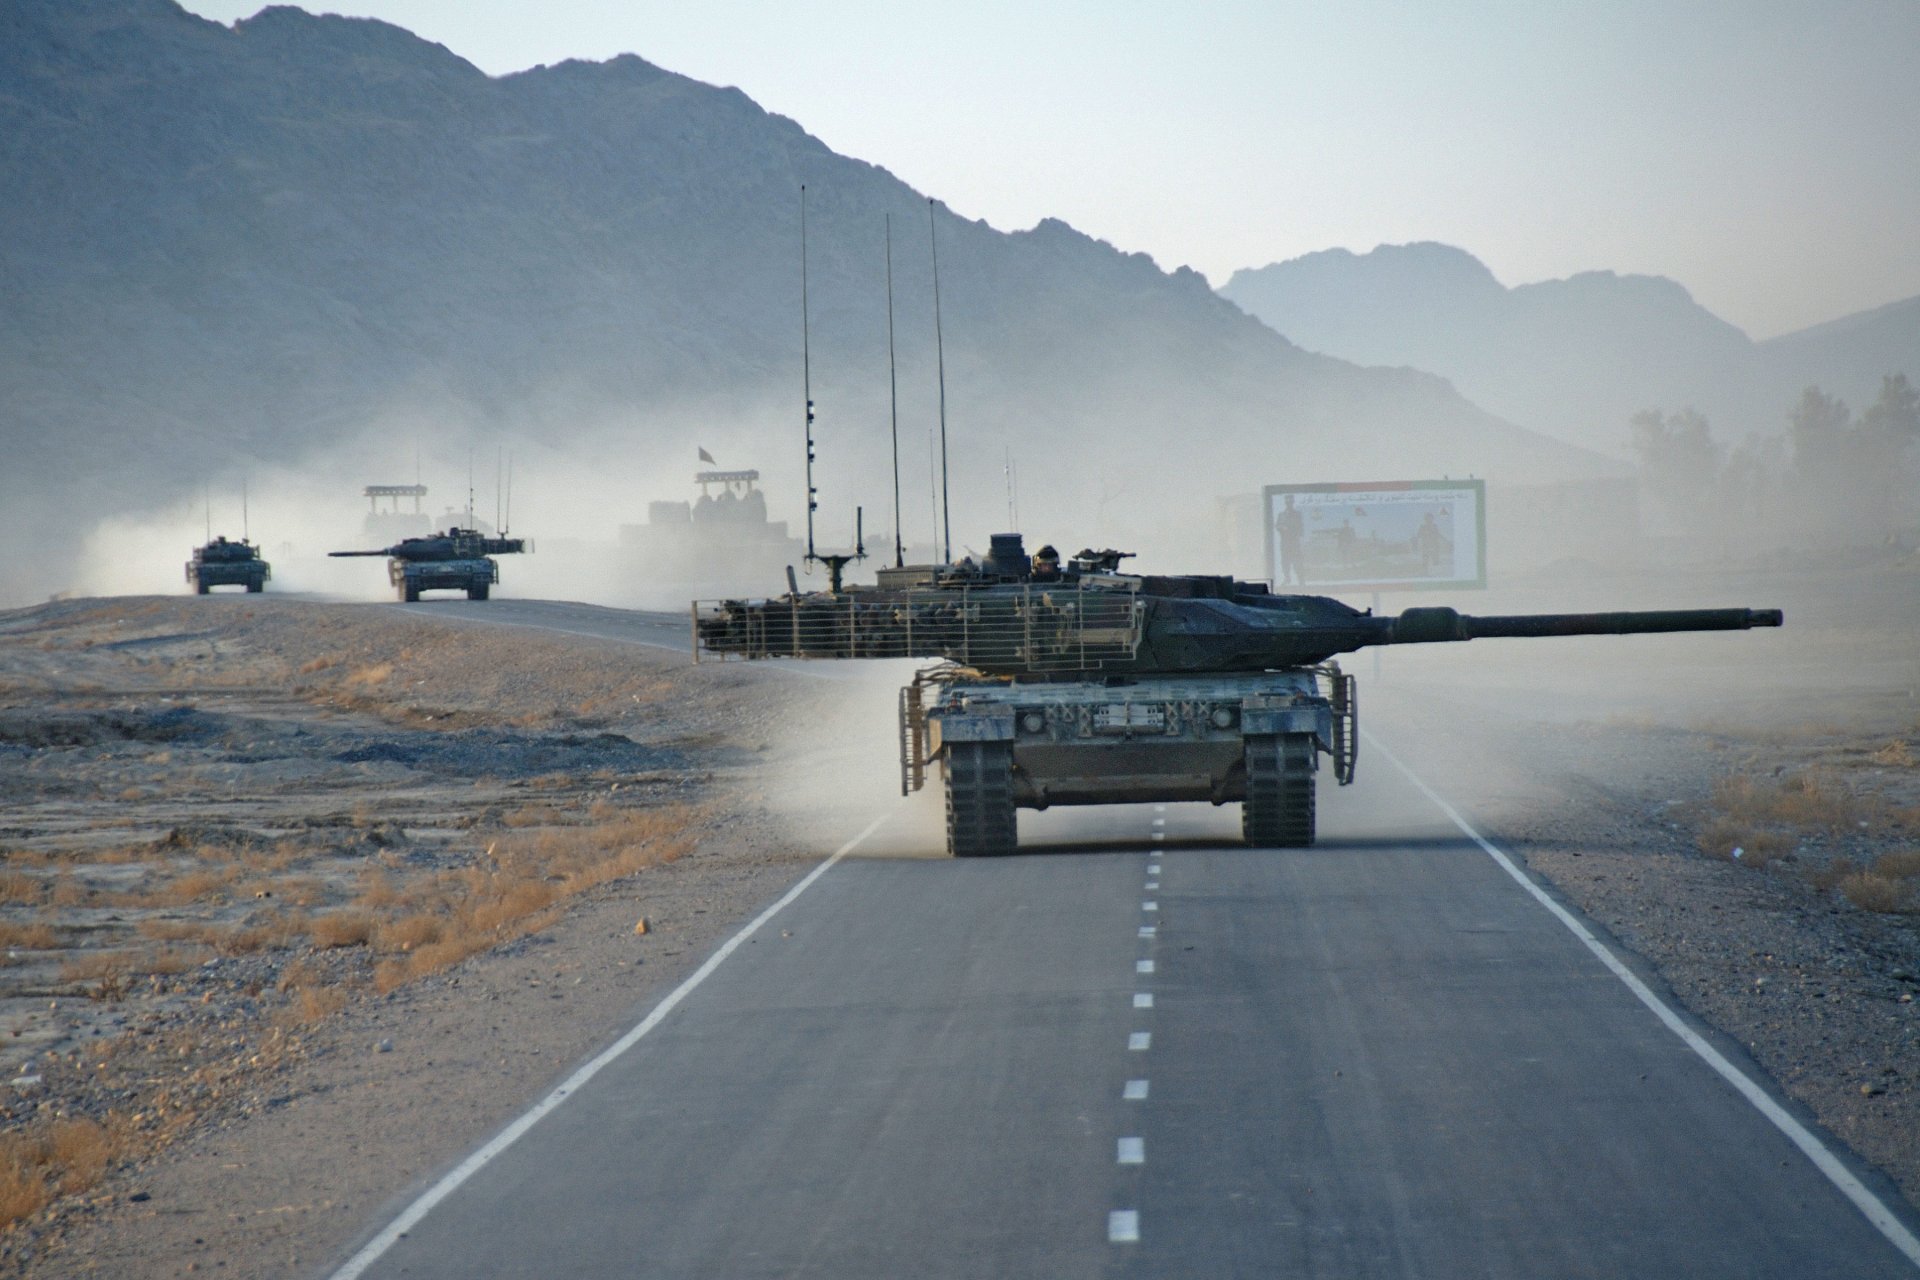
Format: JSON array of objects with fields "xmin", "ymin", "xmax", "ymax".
[
  {"xmin": 396, "ymin": 597, "xmax": 696, "ymax": 654},
  {"xmin": 326, "ymin": 642, "xmax": 1920, "ymax": 1279}
]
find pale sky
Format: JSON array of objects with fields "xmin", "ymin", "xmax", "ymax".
[{"xmin": 176, "ymin": 0, "xmax": 1920, "ymax": 340}]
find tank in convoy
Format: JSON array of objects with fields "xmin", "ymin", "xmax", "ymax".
[
  {"xmin": 694, "ymin": 533, "xmax": 1783, "ymax": 856},
  {"xmin": 330, "ymin": 528, "xmax": 526, "ymax": 602},
  {"xmin": 186, "ymin": 536, "xmax": 270, "ymax": 595}
]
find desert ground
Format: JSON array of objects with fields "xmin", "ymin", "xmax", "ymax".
[{"xmin": 0, "ymin": 551, "xmax": 1916, "ymax": 1277}]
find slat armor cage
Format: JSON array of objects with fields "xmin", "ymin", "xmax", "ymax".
[{"xmin": 693, "ymin": 583, "xmax": 1145, "ymax": 674}]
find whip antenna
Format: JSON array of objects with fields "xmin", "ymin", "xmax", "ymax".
[
  {"xmin": 242, "ymin": 476, "xmax": 250, "ymax": 542},
  {"xmin": 886, "ymin": 214, "xmax": 904, "ymax": 568},
  {"xmin": 929, "ymin": 199, "xmax": 951, "ymax": 564},
  {"xmin": 801, "ymin": 185, "xmax": 818, "ymax": 564}
]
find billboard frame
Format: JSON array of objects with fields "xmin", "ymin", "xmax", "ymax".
[{"xmin": 1263, "ymin": 478, "xmax": 1487, "ymax": 594}]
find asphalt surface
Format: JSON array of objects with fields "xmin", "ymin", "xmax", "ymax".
[{"xmin": 331, "ymin": 601, "xmax": 1920, "ymax": 1279}]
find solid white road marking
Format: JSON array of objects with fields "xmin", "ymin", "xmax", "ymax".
[
  {"xmin": 1108, "ymin": 1210, "xmax": 1140, "ymax": 1243},
  {"xmin": 1118, "ymin": 1137, "xmax": 1145, "ymax": 1165},
  {"xmin": 1367, "ymin": 732, "xmax": 1920, "ymax": 1271},
  {"xmin": 1129, "ymin": 1032, "xmax": 1152, "ymax": 1051},
  {"xmin": 1138, "ymin": 925, "xmax": 1157, "ymax": 938},
  {"xmin": 1134, "ymin": 993, "xmax": 1154, "ymax": 1009},
  {"xmin": 1124, "ymin": 1079, "xmax": 1150, "ymax": 1101},
  {"xmin": 325, "ymin": 809, "xmax": 897, "ymax": 1280},
  {"xmin": 1136, "ymin": 959, "xmax": 1155, "ymax": 974}
]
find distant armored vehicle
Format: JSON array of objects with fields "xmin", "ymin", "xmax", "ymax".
[
  {"xmin": 329, "ymin": 528, "xmax": 525, "ymax": 602},
  {"xmin": 186, "ymin": 537, "xmax": 270, "ymax": 595},
  {"xmin": 695, "ymin": 532, "xmax": 1783, "ymax": 856},
  {"xmin": 621, "ymin": 467, "xmax": 807, "ymax": 599}
]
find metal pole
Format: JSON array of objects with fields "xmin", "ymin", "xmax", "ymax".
[
  {"xmin": 886, "ymin": 214, "xmax": 904, "ymax": 567},
  {"xmin": 801, "ymin": 185, "xmax": 818, "ymax": 563}
]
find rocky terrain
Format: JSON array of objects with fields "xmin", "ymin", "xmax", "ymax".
[{"xmin": 0, "ymin": 561, "xmax": 1915, "ymax": 1275}]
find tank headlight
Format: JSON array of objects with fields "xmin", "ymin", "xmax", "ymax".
[
  {"xmin": 1210, "ymin": 705, "xmax": 1237, "ymax": 729},
  {"xmin": 1019, "ymin": 711, "xmax": 1046, "ymax": 735}
]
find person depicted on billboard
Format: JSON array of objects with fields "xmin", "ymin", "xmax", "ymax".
[
  {"xmin": 1274, "ymin": 493, "xmax": 1306, "ymax": 585},
  {"xmin": 1416, "ymin": 510, "xmax": 1445, "ymax": 572}
]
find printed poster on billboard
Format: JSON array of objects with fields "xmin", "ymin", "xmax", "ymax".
[{"xmin": 1264, "ymin": 479, "xmax": 1486, "ymax": 593}]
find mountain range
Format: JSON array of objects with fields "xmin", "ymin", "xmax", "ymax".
[
  {"xmin": 1221, "ymin": 244, "xmax": 1917, "ymax": 458},
  {"xmin": 0, "ymin": 0, "xmax": 1609, "ymax": 602}
]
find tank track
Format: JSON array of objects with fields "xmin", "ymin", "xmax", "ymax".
[
  {"xmin": 945, "ymin": 740, "xmax": 1016, "ymax": 857},
  {"xmin": 1242, "ymin": 732, "xmax": 1316, "ymax": 847}
]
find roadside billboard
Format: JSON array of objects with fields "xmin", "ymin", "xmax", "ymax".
[{"xmin": 1264, "ymin": 479, "xmax": 1486, "ymax": 593}]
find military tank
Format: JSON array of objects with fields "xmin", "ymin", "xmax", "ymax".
[
  {"xmin": 693, "ymin": 532, "xmax": 1783, "ymax": 856},
  {"xmin": 186, "ymin": 536, "xmax": 270, "ymax": 595},
  {"xmin": 329, "ymin": 528, "xmax": 526, "ymax": 602}
]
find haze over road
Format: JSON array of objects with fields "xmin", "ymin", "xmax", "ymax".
[{"xmin": 329, "ymin": 600, "xmax": 1919, "ymax": 1278}]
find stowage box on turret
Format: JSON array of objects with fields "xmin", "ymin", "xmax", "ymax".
[
  {"xmin": 694, "ymin": 533, "xmax": 1783, "ymax": 857},
  {"xmin": 186, "ymin": 537, "xmax": 270, "ymax": 595},
  {"xmin": 329, "ymin": 528, "xmax": 526, "ymax": 602}
]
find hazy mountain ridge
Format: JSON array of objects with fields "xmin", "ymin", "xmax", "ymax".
[
  {"xmin": 1, "ymin": 0, "xmax": 1612, "ymax": 599},
  {"xmin": 1221, "ymin": 243, "xmax": 1916, "ymax": 455}
]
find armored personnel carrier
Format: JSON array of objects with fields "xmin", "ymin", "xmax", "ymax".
[
  {"xmin": 694, "ymin": 533, "xmax": 1783, "ymax": 857},
  {"xmin": 186, "ymin": 537, "xmax": 270, "ymax": 594},
  {"xmin": 330, "ymin": 528, "xmax": 526, "ymax": 602}
]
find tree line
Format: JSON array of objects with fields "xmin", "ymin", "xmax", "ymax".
[{"xmin": 1631, "ymin": 374, "xmax": 1919, "ymax": 549}]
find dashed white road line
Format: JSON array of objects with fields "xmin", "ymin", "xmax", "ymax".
[
  {"xmin": 1108, "ymin": 1210, "xmax": 1141, "ymax": 1243},
  {"xmin": 1150, "ymin": 832, "xmax": 1164, "ymax": 842},
  {"xmin": 1129, "ymin": 1032, "xmax": 1152, "ymax": 1051},
  {"xmin": 1138, "ymin": 925, "xmax": 1157, "ymax": 938},
  {"xmin": 1124, "ymin": 1079, "xmax": 1150, "ymax": 1101},
  {"xmin": 324, "ymin": 809, "xmax": 896, "ymax": 1280},
  {"xmin": 1136, "ymin": 959, "xmax": 1155, "ymax": 975},
  {"xmin": 1367, "ymin": 732, "xmax": 1920, "ymax": 1271},
  {"xmin": 1147, "ymin": 862, "xmax": 1161, "ymax": 874},
  {"xmin": 1142, "ymin": 901, "xmax": 1158, "ymax": 912},
  {"xmin": 1133, "ymin": 993, "xmax": 1154, "ymax": 1009},
  {"xmin": 1117, "ymin": 1137, "xmax": 1145, "ymax": 1165}
]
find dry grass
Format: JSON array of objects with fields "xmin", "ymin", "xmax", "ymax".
[
  {"xmin": 209, "ymin": 910, "xmax": 310, "ymax": 955},
  {"xmin": 1696, "ymin": 819, "xmax": 1797, "ymax": 867},
  {"xmin": 0, "ymin": 921, "xmax": 60, "ymax": 949},
  {"xmin": 1870, "ymin": 739, "xmax": 1917, "ymax": 767},
  {"xmin": 0, "ymin": 1118, "xmax": 123, "ymax": 1232},
  {"xmin": 47, "ymin": 875, "xmax": 90, "ymax": 908},
  {"xmin": 343, "ymin": 662, "xmax": 394, "ymax": 688},
  {"xmin": 1711, "ymin": 769, "xmax": 1875, "ymax": 831},
  {"xmin": 0, "ymin": 873, "xmax": 44, "ymax": 905}
]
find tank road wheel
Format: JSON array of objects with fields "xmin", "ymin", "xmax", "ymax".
[
  {"xmin": 945, "ymin": 740, "xmax": 1016, "ymax": 858},
  {"xmin": 399, "ymin": 582, "xmax": 419, "ymax": 603},
  {"xmin": 246, "ymin": 580, "xmax": 263, "ymax": 594},
  {"xmin": 1242, "ymin": 732, "xmax": 1316, "ymax": 848},
  {"xmin": 467, "ymin": 583, "xmax": 489, "ymax": 601}
]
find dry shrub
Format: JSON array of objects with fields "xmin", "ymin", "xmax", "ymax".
[
  {"xmin": 1696, "ymin": 819, "xmax": 1795, "ymax": 867},
  {"xmin": 1711, "ymin": 770, "xmax": 1871, "ymax": 832},
  {"xmin": 1874, "ymin": 850, "xmax": 1920, "ymax": 881},
  {"xmin": 0, "ymin": 872, "xmax": 43, "ymax": 905},
  {"xmin": 145, "ymin": 868, "xmax": 235, "ymax": 906},
  {"xmin": 48, "ymin": 875, "xmax": 90, "ymax": 907},
  {"xmin": 1870, "ymin": 739, "xmax": 1917, "ymax": 767},
  {"xmin": 137, "ymin": 919, "xmax": 210, "ymax": 944},
  {"xmin": 353, "ymin": 869, "xmax": 403, "ymax": 910},
  {"xmin": 308, "ymin": 911, "xmax": 375, "ymax": 949},
  {"xmin": 284, "ymin": 985, "xmax": 347, "ymax": 1023},
  {"xmin": 0, "ymin": 921, "xmax": 59, "ymax": 949},
  {"xmin": 211, "ymin": 910, "xmax": 309, "ymax": 955},
  {"xmin": 344, "ymin": 662, "xmax": 394, "ymax": 687},
  {"xmin": 1838, "ymin": 873, "xmax": 1914, "ymax": 914},
  {"xmin": 298, "ymin": 655, "xmax": 337, "ymax": 675},
  {"xmin": 375, "ymin": 913, "xmax": 444, "ymax": 953},
  {"xmin": 500, "ymin": 804, "xmax": 556, "ymax": 829},
  {"xmin": 0, "ymin": 1118, "xmax": 121, "ymax": 1230}
]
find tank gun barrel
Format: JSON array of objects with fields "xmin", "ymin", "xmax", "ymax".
[
  {"xmin": 1390, "ymin": 606, "xmax": 1783, "ymax": 646},
  {"xmin": 328, "ymin": 549, "xmax": 392, "ymax": 558}
]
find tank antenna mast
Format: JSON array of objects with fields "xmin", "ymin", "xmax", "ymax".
[
  {"xmin": 203, "ymin": 487, "xmax": 211, "ymax": 544},
  {"xmin": 885, "ymin": 213, "xmax": 904, "ymax": 568},
  {"xmin": 801, "ymin": 185, "xmax": 819, "ymax": 566},
  {"xmin": 503, "ymin": 452, "xmax": 513, "ymax": 535},
  {"xmin": 242, "ymin": 476, "xmax": 250, "ymax": 543},
  {"xmin": 928, "ymin": 198, "xmax": 951, "ymax": 565}
]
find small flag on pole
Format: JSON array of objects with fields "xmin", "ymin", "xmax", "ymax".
[{"xmin": 698, "ymin": 447, "xmax": 716, "ymax": 464}]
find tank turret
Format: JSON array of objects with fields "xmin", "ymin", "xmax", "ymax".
[
  {"xmin": 329, "ymin": 527, "xmax": 526, "ymax": 602},
  {"xmin": 186, "ymin": 536, "xmax": 269, "ymax": 594},
  {"xmin": 692, "ymin": 533, "xmax": 1784, "ymax": 858},
  {"xmin": 692, "ymin": 533, "xmax": 1780, "ymax": 676}
]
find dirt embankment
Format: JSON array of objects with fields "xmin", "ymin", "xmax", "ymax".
[{"xmin": 0, "ymin": 597, "xmax": 839, "ymax": 1278}]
